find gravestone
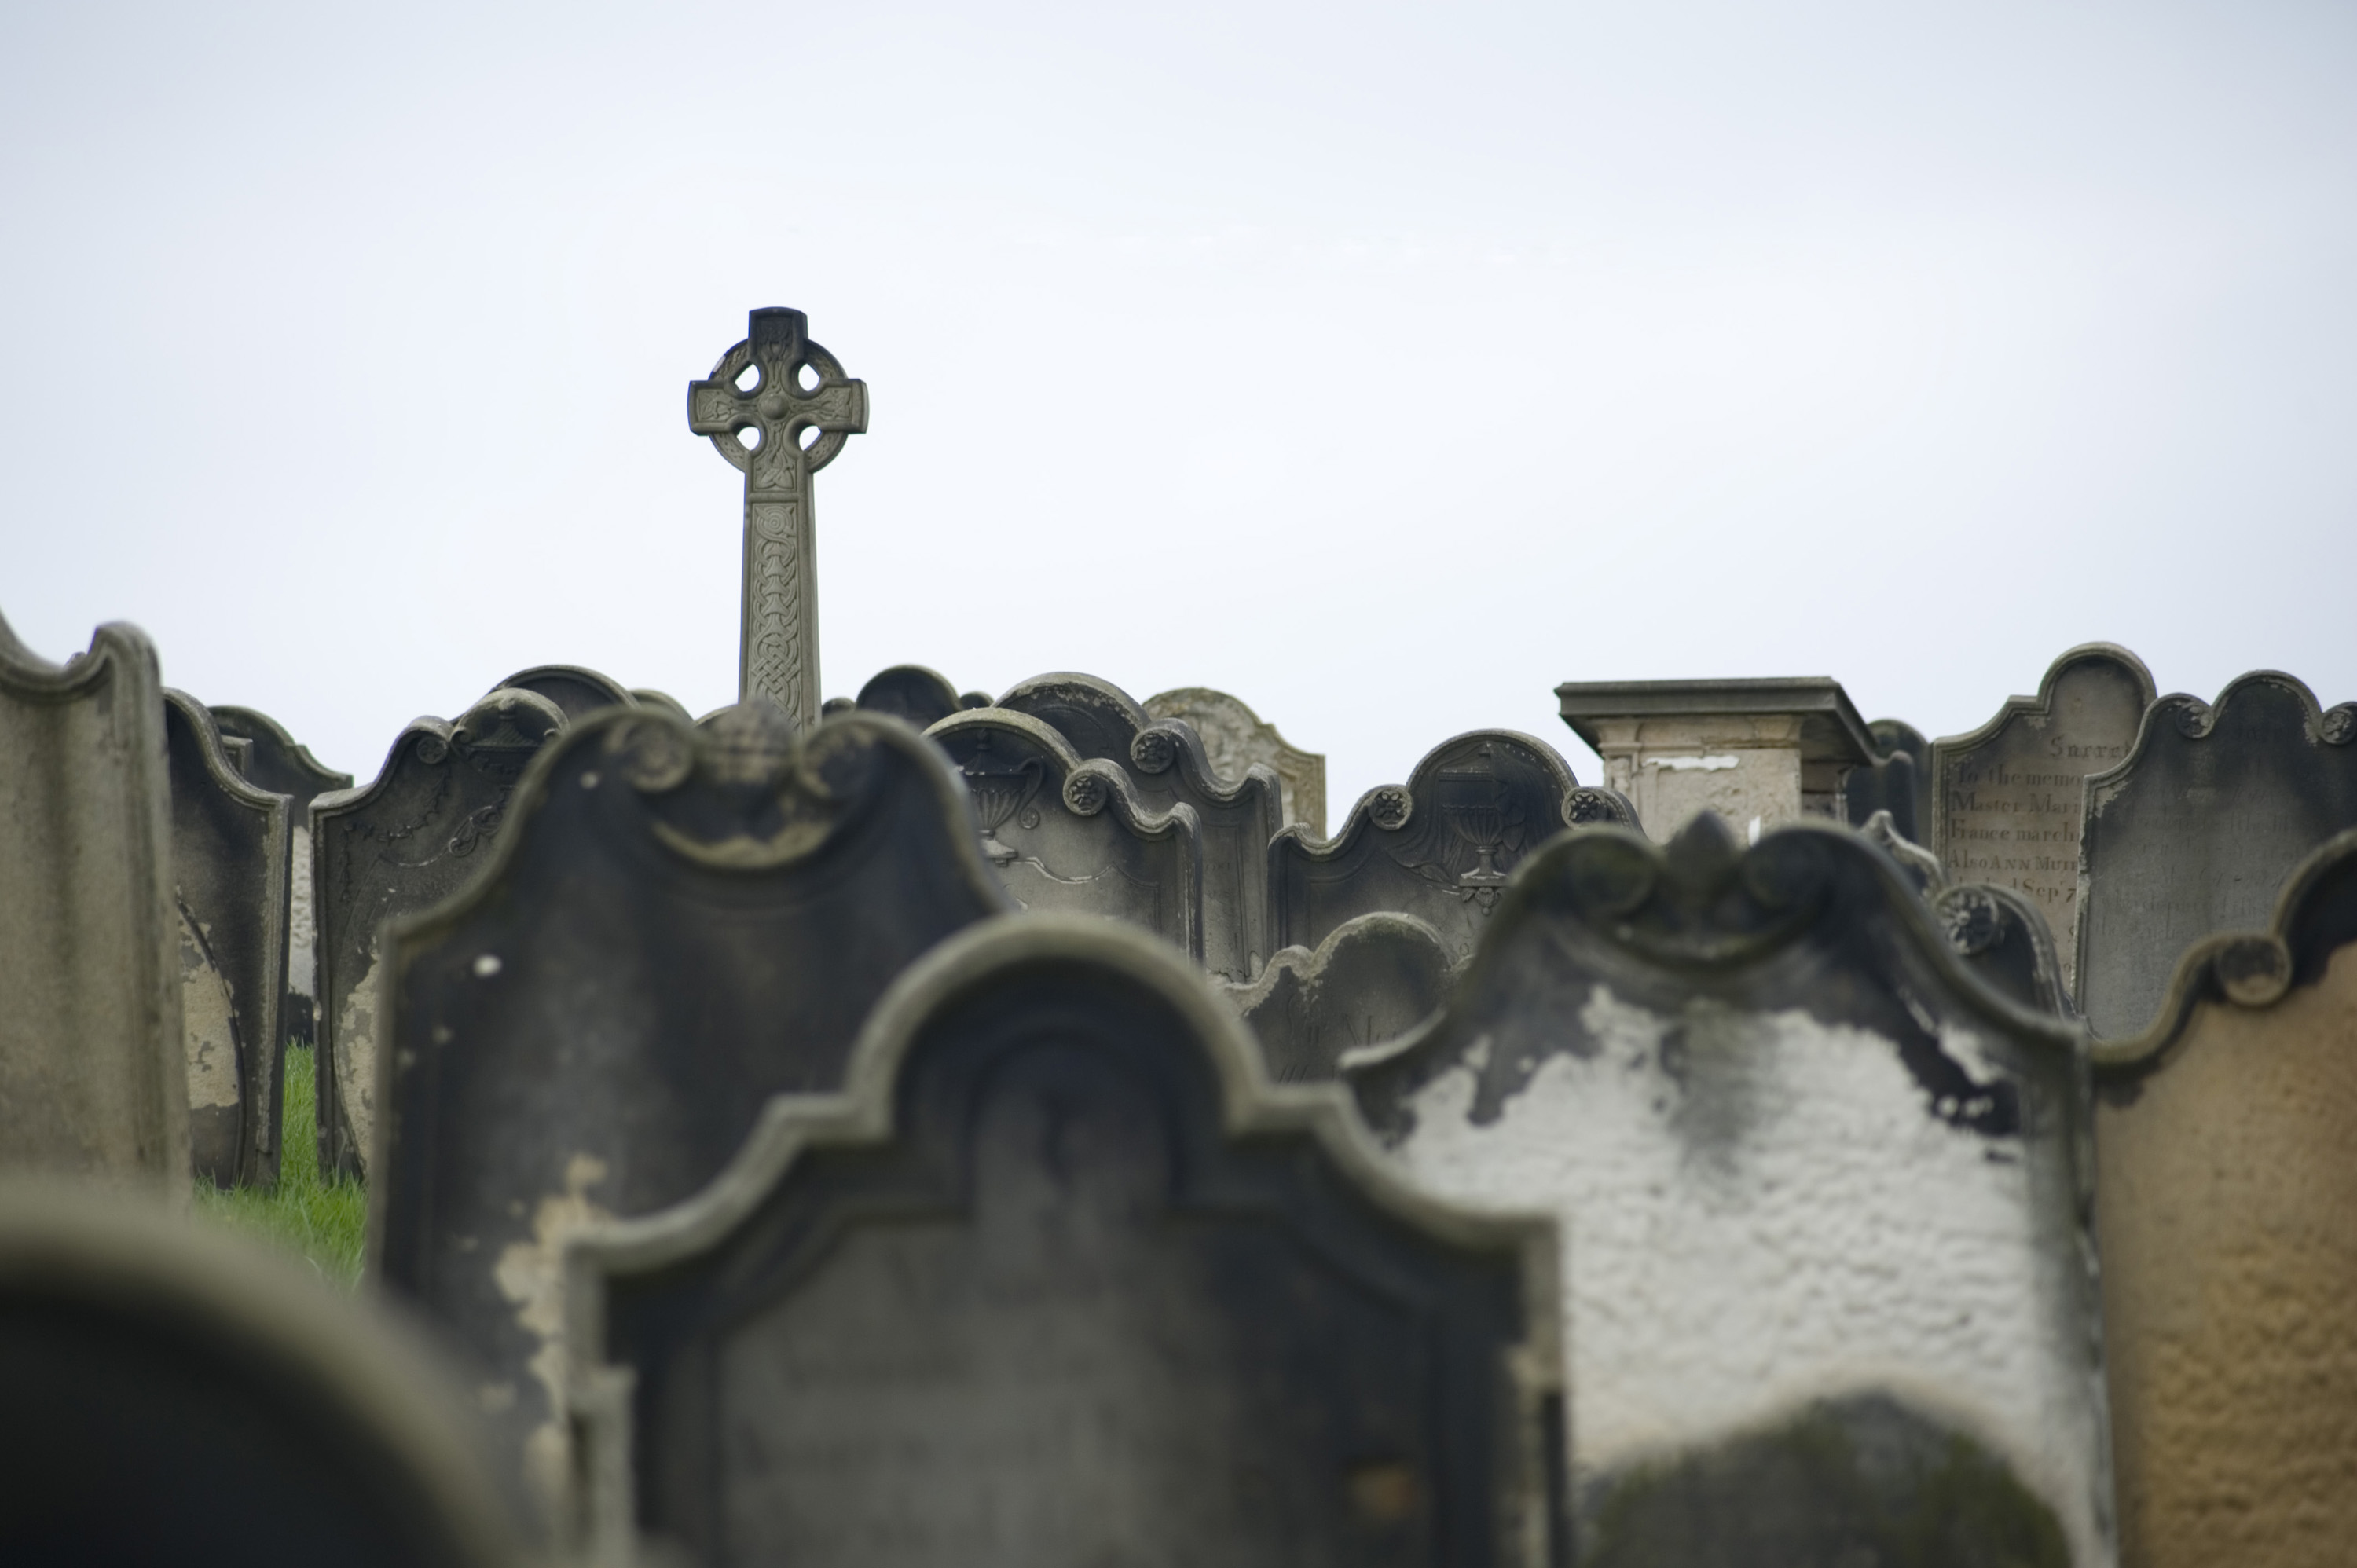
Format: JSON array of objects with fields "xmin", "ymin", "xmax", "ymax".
[
  {"xmin": 1222, "ymin": 910, "xmax": 1454, "ymax": 1082},
  {"xmin": 1270, "ymin": 729, "xmax": 1636, "ymax": 967},
  {"xmin": 1555, "ymin": 677, "xmax": 1877, "ymax": 841},
  {"xmin": 372, "ymin": 704, "xmax": 1011, "ymax": 1503},
  {"xmin": 0, "ymin": 1187, "xmax": 526, "ymax": 1566},
  {"xmin": 210, "ymin": 705, "xmax": 354, "ymax": 1059},
  {"xmin": 850, "ymin": 662, "xmax": 971, "ymax": 728},
  {"xmin": 1857, "ymin": 810, "xmax": 2074, "ymax": 1018},
  {"xmin": 1146, "ymin": 685, "xmax": 1329, "ymax": 835},
  {"xmin": 1842, "ymin": 717, "xmax": 1934, "ymax": 844},
  {"xmin": 563, "ymin": 917, "xmax": 1567, "ymax": 1568},
  {"xmin": 924, "ymin": 708, "xmax": 1205, "ymax": 962},
  {"xmin": 0, "ymin": 613, "xmax": 185, "ymax": 1196},
  {"xmin": 687, "ymin": 306, "xmax": 869, "ymax": 731},
  {"xmin": 1347, "ymin": 817, "xmax": 2110, "ymax": 1567},
  {"xmin": 489, "ymin": 664, "xmax": 638, "ymax": 722},
  {"xmin": 164, "ymin": 691, "xmax": 290, "ymax": 1188},
  {"xmin": 1930, "ymin": 643, "xmax": 2155, "ymax": 991},
  {"xmin": 628, "ymin": 688, "xmax": 693, "ymax": 723},
  {"xmin": 2077, "ymin": 670, "xmax": 2357, "ymax": 1039},
  {"xmin": 312, "ymin": 687, "xmax": 567, "ymax": 1178},
  {"xmin": 2091, "ymin": 827, "xmax": 2357, "ymax": 1568}
]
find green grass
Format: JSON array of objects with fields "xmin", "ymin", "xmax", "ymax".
[{"xmin": 194, "ymin": 1044, "xmax": 368, "ymax": 1288}]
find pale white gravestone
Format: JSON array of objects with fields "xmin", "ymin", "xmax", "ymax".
[
  {"xmin": 1554, "ymin": 677, "xmax": 1879, "ymax": 844},
  {"xmin": 0, "ymin": 612, "xmax": 185, "ymax": 1197},
  {"xmin": 1349, "ymin": 815, "xmax": 2111, "ymax": 1567},
  {"xmin": 1146, "ymin": 685, "xmax": 1329, "ymax": 836}
]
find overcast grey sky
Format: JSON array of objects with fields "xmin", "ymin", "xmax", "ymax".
[{"xmin": 5, "ymin": 2, "xmax": 2352, "ymax": 808}]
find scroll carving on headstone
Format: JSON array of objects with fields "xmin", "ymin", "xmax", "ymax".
[
  {"xmin": 0, "ymin": 611, "xmax": 185, "ymax": 1197},
  {"xmin": 1346, "ymin": 816, "xmax": 2110, "ymax": 1566},
  {"xmin": 487, "ymin": 664, "xmax": 639, "ymax": 723},
  {"xmin": 2077, "ymin": 669, "xmax": 2357, "ymax": 1040},
  {"xmin": 1270, "ymin": 729, "xmax": 1638, "ymax": 967},
  {"xmin": 1930, "ymin": 643, "xmax": 2156, "ymax": 992},
  {"xmin": 562, "ymin": 916, "xmax": 1567, "ymax": 1568},
  {"xmin": 687, "ymin": 306, "xmax": 869, "ymax": 731},
  {"xmin": 1857, "ymin": 808, "xmax": 2073, "ymax": 1019},
  {"xmin": 1146, "ymin": 685, "xmax": 1329, "ymax": 836},
  {"xmin": 312, "ymin": 687, "xmax": 567, "ymax": 1178},
  {"xmin": 1222, "ymin": 910, "xmax": 1454, "ymax": 1083},
  {"xmin": 164, "ymin": 691, "xmax": 291, "ymax": 1188},
  {"xmin": 372, "ymin": 704, "xmax": 1011, "ymax": 1505},
  {"xmin": 925, "ymin": 708, "xmax": 1204, "ymax": 962}
]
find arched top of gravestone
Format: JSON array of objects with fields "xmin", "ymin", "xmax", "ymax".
[
  {"xmin": 924, "ymin": 706, "xmax": 1197, "ymax": 851},
  {"xmin": 2092, "ymin": 824, "xmax": 2357, "ymax": 1077},
  {"xmin": 856, "ymin": 663, "xmax": 963, "ymax": 729},
  {"xmin": 0, "ymin": 607, "xmax": 157, "ymax": 700},
  {"xmin": 1146, "ymin": 685, "xmax": 1330, "ymax": 836},
  {"xmin": 629, "ymin": 687, "xmax": 693, "ymax": 724},
  {"xmin": 1936, "ymin": 643, "xmax": 2159, "ymax": 760},
  {"xmin": 996, "ymin": 670, "xmax": 1154, "ymax": 762},
  {"xmin": 1224, "ymin": 910, "xmax": 1457, "ymax": 1083},
  {"xmin": 563, "ymin": 914, "xmax": 1565, "ymax": 1568},
  {"xmin": 0, "ymin": 1187, "xmax": 529, "ymax": 1566},
  {"xmin": 1292, "ymin": 727, "xmax": 1639, "ymax": 861},
  {"xmin": 324, "ymin": 687, "xmax": 571, "ymax": 817},
  {"xmin": 487, "ymin": 665, "xmax": 637, "ymax": 723},
  {"xmin": 207, "ymin": 704, "xmax": 353, "ymax": 800}
]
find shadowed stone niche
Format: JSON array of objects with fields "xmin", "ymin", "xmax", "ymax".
[
  {"xmin": 2091, "ymin": 826, "xmax": 2357, "ymax": 1568},
  {"xmin": 372, "ymin": 704, "xmax": 1010, "ymax": 1505},
  {"xmin": 563, "ymin": 918, "xmax": 1567, "ymax": 1568},
  {"xmin": 1347, "ymin": 817, "xmax": 2111, "ymax": 1566}
]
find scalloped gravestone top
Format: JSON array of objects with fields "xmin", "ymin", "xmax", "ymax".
[
  {"xmin": 563, "ymin": 918, "xmax": 1567, "ymax": 1568},
  {"xmin": 687, "ymin": 307, "xmax": 869, "ymax": 732},
  {"xmin": 845, "ymin": 663, "xmax": 988, "ymax": 729},
  {"xmin": 1347, "ymin": 818, "xmax": 2109, "ymax": 1567},
  {"xmin": 486, "ymin": 665, "xmax": 638, "ymax": 723},
  {"xmin": 2091, "ymin": 829, "xmax": 2357, "ymax": 1568},
  {"xmin": 374, "ymin": 705, "xmax": 1011, "ymax": 1503},
  {"xmin": 1146, "ymin": 686, "xmax": 1329, "ymax": 837},
  {"xmin": 1222, "ymin": 910, "xmax": 1454, "ymax": 1083},
  {"xmin": 1271, "ymin": 730, "xmax": 1635, "ymax": 968},
  {"xmin": 164, "ymin": 691, "xmax": 290, "ymax": 1189},
  {"xmin": 311, "ymin": 689, "xmax": 568, "ymax": 1178},
  {"xmin": 2077, "ymin": 671, "xmax": 2357, "ymax": 1040},
  {"xmin": 1930, "ymin": 644, "xmax": 2155, "ymax": 993},
  {"xmin": 0, "ymin": 614, "xmax": 185, "ymax": 1195}
]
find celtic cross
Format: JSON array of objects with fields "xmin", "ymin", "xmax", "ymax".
[{"xmin": 688, "ymin": 308, "xmax": 868, "ymax": 729}]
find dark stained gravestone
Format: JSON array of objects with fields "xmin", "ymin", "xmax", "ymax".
[
  {"xmin": 489, "ymin": 663, "xmax": 639, "ymax": 722},
  {"xmin": 628, "ymin": 687, "xmax": 693, "ymax": 723},
  {"xmin": 1146, "ymin": 685, "xmax": 1330, "ymax": 836},
  {"xmin": 1270, "ymin": 729, "xmax": 1637, "ymax": 967},
  {"xmin": 925, "ymin": 708, "xmax": 1205, "ymax": 962},
  {"xmin": 312, "ymin": 687, "xmax": 567, "ymax": 1179},
  {"xmin": 1842, "ymin": 716, "xmax": 1934, "ymax": 845},
  {"xmin": 164, "ymin": 691, "xmax": 291, "ymax": 1188},
  {"xmin": 373, "ymin": 703, "xmax": 1011, "ymax": 1505},
  {"xmin": 1347, "ymin": 817, "xmax": 2108, "ymax": 1567},
  {"xmin": 1859, "ymin": 809, "xmax": 2075, "ymax": 1018},
  {"xmin": 1931, "ymin": 643, "xmax": 2156, "ymax": 993},
  {"xmin": 1222, "ymin": 910, "xmax": 1454, "ymax": 1083},
  {"xmin": 852, "ymin": 661, "xmax": 967, "ymax": 728},
  {"xmin": 2077, "ymin": 670, "xmax": 2357, "ymax": 1040},
  {"xmin": 563, "ymin": 917, "xmax": 1567, "ymax": 1568},
  {"xmin": 2091, "ymin": 828, "xmax": 2357, "ymax": 1568},
  {"xmin": 0, "ymin": 1188, "xmax": 526, "ymax": 1567},
  {"xmin": 0, "ymin": 613, "xmax": 185, "ymax": 1196},
  {"xmin": 210, "ymin": 705, "xmax": 354, "ymax": 1060},
  {"xmin": 999, "ymin": 669, "xmax": 1154, "ymax": 762}
]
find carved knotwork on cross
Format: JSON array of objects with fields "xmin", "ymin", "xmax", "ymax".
[{"xmin": 689, "ymin": 307, "xmax": 869, "ymax": 730}]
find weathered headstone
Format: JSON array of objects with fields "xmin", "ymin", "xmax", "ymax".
[
  {"xmin": 373, "ymin": 703, "xmax": 1011, "ymax": 1503},
  {"xmin": 2077, "ymin": 670, "xmax": 2357, "ymax": 1039},
  {"xmin": 0, "ymin": 1187, "xmax": 526, "ymax": 1566},
  {"xmin": 687, "ymin": 306, "xmax": 869, "ymax": 731},
  {"xmin": 1857, "ymin": 809, "xmax": 2075, "ymax": 1018},
  {"xmin": 2091, "ymin": 827, "xmax": 2357, "ymax": 1568},
  {"xmin": 563, "ymin": 916, "xmax": 1567, "ymax": 1568},
  {"xmin": 1270, "ymin": 729, "xmax": 1636, "ymax": 966},
  {"xmin": 209, "ymin": 705, "xmax": 354, "ymax": 1059},
  {"xmin": 1930, "ymin": 643, "xmax": 2155, "ymax": 993},
  {"xmin": 925, "ymin": 708, "xmax": 1205, "ymax": 962},
  {"xmin": 1842, "ymin": 716, "xmax": 1934, "ymax": 844},
  {"xmin": 998, "ymin": 669, "xmax": 1153, "ymax": 762},
  {"xmin": 0, "ymin": 613, "xmax": 185, "ymax": 1197},
  {"xmin": 312, "ymin": 687, "xmax": 566, "ymax": 1178},
  {"xmin": 850, "ymin": 662, "xmax": 969, "ymax": 728},
  {"xmin": 628, "ymin": 687, "xmax": 693, "ymax": 723},
  {"xmin": 1556, "ymin": 677, "xmax": 1877, "ymax": 842},
  {"xmin": 1146, "ymin": 684, "xmax": 1329, "ymax": 835},
  {"xmin": 488, "ymin": 664, "xmax": 637, "ymax": 722},
  {"xmin": 1222, "ymin": 910, "xmax": 1454, "ymax": 1082},
  {"xmin": 164, "ymin": 691, "xmax": 290, "ymax": 1188},
  {"xmin": 1348, "ymin": 816, "xmax": 2110, "ymax": 1566}
]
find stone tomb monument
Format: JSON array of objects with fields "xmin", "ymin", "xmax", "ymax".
[
  {"xmin": 0, "ymin": 1188, "xmax": 525, "ymax": 1566},
  {"xmin": 312, "ymin": 687, "xmax": 567, "ymax": 1177},
  {"xmin": 1147, "ymin": 684, "xmax": 1329, "ymax": 835},
  {"xmin": 1347, "ymin": 818, "xmax": 2109, "ymax": 1567},
  {"xmin": 2091, "ymin": 827, "xmax": 2357, "ymax": 1568},
  {"xmin": 210, "ymin": 704, "xmax": 353, "ymax": 1057},
  {"xmin": 1930, "ymin": 643, "xmax": 2156, "ymax": 991},
  {"xmin": 563, "ymin": 918, "xmax": 1567, "ymax": 1568},
  {"xmin": 1270, "ymin": 729, "xmax": 1635, "ymax": 967},
  {"xmin": 924, "ymin": 706, "xmax": 1205, "ymax": 962},
  {"xmin": 373, "ymin": 703, "xmax": 1009, "ymax": 1503},
  {"xmin": 164, "ymin": 691, "xmax": 290, "ymax": 1187},
  {"xmin": 2077, "ymin": 669, "xmax": 2357, "ymax": 1039},
  {"xmin": 1222, "ymin": 910, "xmax": 1456, "ymax": 1083},
  {"xmin": 0, "ymin": 613, "xmax": 185, "ymax": 1196}
]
